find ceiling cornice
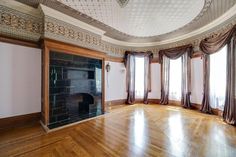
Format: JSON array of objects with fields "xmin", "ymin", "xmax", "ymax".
[
  {"xmin": 0, "ymin": 0, "xmax": 40, "ymax": 17},
  {"xmin": 38, "ymin": 2, "xmax": 236, "ymax": 47},
  {"xmin": 39, "ymin": 4, "xmax": 106, "ymax": 36}
]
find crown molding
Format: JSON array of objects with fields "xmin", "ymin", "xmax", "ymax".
[
  {"xmin": 39, "ymin": 4, "xmax": 106, "ymax": 36},
  {"xmin": 0, "ymin": 0, "xmax": 41, "ymax": 18}
]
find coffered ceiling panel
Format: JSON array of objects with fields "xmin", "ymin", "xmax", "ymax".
[{"xmin": 16, "ymin": 0, "xmax": 236, "ymax": 42}]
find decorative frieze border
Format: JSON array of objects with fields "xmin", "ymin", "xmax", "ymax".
[{"xmin": 0, "ymin": 5, "xmax": 42, "ymax": 41}]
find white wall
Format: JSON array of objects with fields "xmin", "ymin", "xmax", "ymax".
[
  {"xmin": 191, "ymin": 57, "xmax": 203, "ymax": 104},
  {"xmin": 105, "ymin": 61, "xmax": 127, "ymax": 101},
  {"xmin": 0, "ymin": 42, "xmax": 41, "ymax": 118},
  {"xmin": 148, "ymin": 63, "xmax": 161, "ymax": 99}
]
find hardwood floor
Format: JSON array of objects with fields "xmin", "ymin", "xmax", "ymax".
[{"xmin": 0, "ymin": 104, "xmax": 236, "ymax": 157}]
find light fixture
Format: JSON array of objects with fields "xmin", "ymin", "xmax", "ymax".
[
  {"xmin": 106, "ymin": 62, "xmax": 111, "ymax": 72},
  {"xmin": 116, "ymin": 0, "xmax": 130, "ymax": 8}
]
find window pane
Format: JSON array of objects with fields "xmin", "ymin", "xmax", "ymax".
[
  {"xmin": 169, "ymin": 57, "xmax": 182, "ymax": 101},
  {"xmin": 135, "ymin": 57, "xmax": 145, "ymax": 99},
  {"xmin": 209, "ymin": 46, "xmax": 227, "ymax": 110}
]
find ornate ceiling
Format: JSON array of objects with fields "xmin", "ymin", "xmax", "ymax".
[
  {"xmin": 57, "ymin": 0, "xmax": 205, "ymax": 38},
  {"xmin": 15, "ymin": 0, "xmax": 236, "ymax": 42}
]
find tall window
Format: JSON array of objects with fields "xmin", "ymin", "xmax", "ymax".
[
  {"xmin": 209, "ymin": 46, "xmax": 227, "ymax": 110},
  {"xmin": 95, "ymin": 67, "xmax": 102, "ymax": 93},
  {"xmin": 169, "ymin": 58, "xmax": 182, "ymax": 100},
  {"xmin": 135, "ymin": 56, "xmax": 145, "ymax": 99}
]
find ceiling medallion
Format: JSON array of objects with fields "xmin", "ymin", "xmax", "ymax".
[{"xmin": 116, "ymin": 0, "xmax": 130, "ymax": 8}]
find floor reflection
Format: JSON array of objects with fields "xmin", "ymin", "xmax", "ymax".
[
  {"xmin": 133, "ymin": 109, "xmax": 145, "ymax": 147},
  {"xmin": 167, "ymin": 113, "xmax": 186, "ymax": 156},
  {"xmin": 129, "ymin": 106, "xmax": 149, "ymax": 156}
]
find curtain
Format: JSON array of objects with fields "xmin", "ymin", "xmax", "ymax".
[
  {"xmin": 144, "ymin": 55, "xmax": 152, "ymax": 104},
  {"xmin": 159, "ymin": 45, "xmax": 193, "ymax": 107},
  {"xmin": 160, "ymin": 56, "xmax": 170, "ymax": 105},
  {"xmin": 181, "ymin": 52, "xmax": 192, "ymax": 108},
  {"xmin": 223, "ymin": 35, "xmax": 236, "ymax": 125},
  {"xmin": 200, "ymin": 24, "xmax": 236, "ymax": 125},
  {"xmin": 200, "ymin": 25, "xmax": 236, "ymax": 54},
  {"xmin": 124, "ymin": 51, "xmax": 153, "ymax": 104},
  {"xmin": 200, "ymin": 54, "xmax": 212, "ymax": 113},
  {"xmin": 125, "ymin": 54, "xmax": 136, "ymax": 104}
]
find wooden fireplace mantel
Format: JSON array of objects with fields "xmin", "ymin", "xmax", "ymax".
[{"xmin": 41, "ymin": 38, "xmax": 106, "ymax": 127}]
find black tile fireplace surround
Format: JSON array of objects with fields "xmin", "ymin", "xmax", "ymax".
[{"xmin": 49, "ymin": 51, "xmax": 103, "ymax": 129}]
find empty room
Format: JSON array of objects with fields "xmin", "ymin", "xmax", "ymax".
[{"xmin": 0, "ymin": 0, "xmax": 236, "ymax": 156}]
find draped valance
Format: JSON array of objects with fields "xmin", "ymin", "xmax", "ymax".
[
  {"xmin": 159, "ymin": 44, "xmax": 193, "ymax": 63},
  {"xmin": 124, "ymin": 51, "xmax": 153, "ymax": 66},
  {"xmin": 200, "ymin": 25, "xmax": 236, "ymax": 54}
]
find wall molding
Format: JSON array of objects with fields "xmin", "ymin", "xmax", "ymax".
[{"xmin": 0, "ymin": 35, "xmax": 39, "ymax": 48}]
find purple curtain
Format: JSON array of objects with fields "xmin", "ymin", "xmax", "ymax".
[
  {"xmin": 125, "ymin": 54, "xmax": 135, "ymax": 104},
  {"xmin": 181, "ymin": 52, "xmax": 192, "ymax": 108},
  {"xmin": 199, "ymin": 25, "xmax": 236, "ymax": 119},
  {"xmin": 159, "ymin": 45, "xmax": 193, "ymax": 107},
  {"xmin": 200, "ymin": 54, "xmax": 212, "ymax": 113},
  {"xmin": 124, "ymin": 51, "xmax": 153, "ymax": 104},
  {"xmin": 144, "ymin": 55, "xmax": 152, "ymax": 104},
  {"xmin": 200, "ymin": 25, "xmax": 236, "ymax": 54},
  {"xmin": 223, "ymin": 34, "xmax": 236, "ymax": 125},
  {"xmin": 160, "ymin": 56, "xmax": 170, "ymax": 105}
]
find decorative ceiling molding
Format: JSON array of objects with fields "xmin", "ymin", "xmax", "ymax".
[
  {"xmin": 116, "ymin": 0, "xmax": 130, "ymax": 8},
  {"xmin": 39, "ymin": 4, "xmax": 106, "ymax": 36},
  {"xmin": 16, "ymin": 0, "xmax": 236, "ymax": 42}
]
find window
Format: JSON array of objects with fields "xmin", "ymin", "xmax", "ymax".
[
  {"xmin": 169, "ymin": 57, "xmax": 182, "ymax": 101},
  {"xmin": 135, "ymin": 56, "xmax": 145, "ymax": 99},
  {"xmin": 95, "ymin": 67, "xmax": 102, "ymax": 93},
  {"xmin": 209, "ymin": 46, "xmax": 227, "ymax": 110}
]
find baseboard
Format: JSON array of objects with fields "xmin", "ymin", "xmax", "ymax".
[
  {"xmin": 105, "ymin": 98, "xmax": 160, "ymax": 106},
  {"xmin": 0, "ymin": 112, "xmax": 40, "ymax": 130},
  {"xmin": 105, "ymin": 99, "xmax": 127, "ymax": 109},
  {"xmin": 191, "ymin": 103, "xmax": 223, "ymax": 116},
  {"xmin": 106, "ymin": 99, "xmax": 222, "ymax": 117}
]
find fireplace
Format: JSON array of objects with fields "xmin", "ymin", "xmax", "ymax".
[{"xmin": 48, "ymin": 51, "xmax": 103, "ymax": 129}]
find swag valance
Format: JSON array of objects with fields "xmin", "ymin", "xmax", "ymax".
[
  {"xmin": 200, "ymin": 25, "xmax": 236, "ymax": 54},
  {"xmin": 159, "ymin": 44, "xmax": 193, "ymax": 62},
  {"xmin": 124, "ymin": 51, "xmax": 153, "ymax": 66}
]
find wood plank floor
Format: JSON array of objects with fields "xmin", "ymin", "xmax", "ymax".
[{"xmin": 0, "ymin": 104, "xmax": 236, "ymax": 157}]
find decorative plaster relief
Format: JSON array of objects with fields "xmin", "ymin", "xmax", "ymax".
[{"xmin": 0, "ymin": 5, "xmax": 42, "ymax": 41}]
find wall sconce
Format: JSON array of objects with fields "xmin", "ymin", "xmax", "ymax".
[{"xmin": 106, "ymin": 62, "xmax": 111, "ymax": 72}]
